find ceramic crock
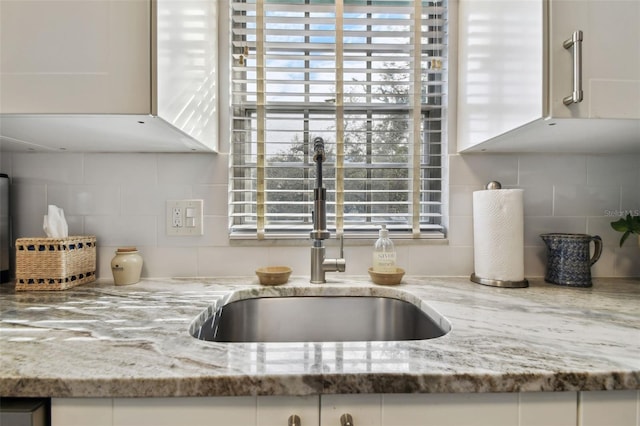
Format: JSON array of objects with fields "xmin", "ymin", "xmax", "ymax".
[{"xmin": 111, "ymin": 247, "xmax": 143, "ymax": 286}]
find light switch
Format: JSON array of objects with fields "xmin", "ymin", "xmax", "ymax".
[{"xmin": 166, "ymin": 200, "xmax": 204, "ymax": 236}]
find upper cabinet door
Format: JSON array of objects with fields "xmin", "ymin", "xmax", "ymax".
[
  {"xmin": 549, "ymin": 0, "xmax": 640, "ymax": 120},
  {"xmin": 154, "ymin": 0, "xmax": 218, "ymax": 150},
  {"xmin": 456, "ymin": 0, "xmax": 545, "ymax": 151},
  {"xmin": 457, "ymin": 0, "xmax": 640, "ymax": 153},
  {"xmin": 0, "ymin": 0, "xmax": 218, "ymax": 152},
  {"xmin": 0, "ymin": 0, "xmax": 151, "ymax": 114}
]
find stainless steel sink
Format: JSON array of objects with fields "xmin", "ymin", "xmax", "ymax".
[{"xmin": 192, "ymin": 295, "xmax": 449, "ymax": 343}]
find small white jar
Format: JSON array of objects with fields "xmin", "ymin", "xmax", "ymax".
[{"xmin": 111, "ymin": 247, "xmax": 143, "ymax": 286}]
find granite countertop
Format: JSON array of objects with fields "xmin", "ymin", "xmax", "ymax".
[{"xmin": 0, "ymin": 276, "xmax": 639, "ymax": 398}]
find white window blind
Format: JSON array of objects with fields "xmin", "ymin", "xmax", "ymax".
[{"xmin": 230, "ymin": 0, "xmax": 446, "ymax": 239}]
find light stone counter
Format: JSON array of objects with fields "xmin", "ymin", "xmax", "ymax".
[{"xmin": 0, "ymin": 276, "xmax": 638, "ymax": 397}]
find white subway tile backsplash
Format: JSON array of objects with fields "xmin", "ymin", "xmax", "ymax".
[
  {"xmin": 553, "ymin": 185, "xmax": 619, "ymax": 217},
  {"xmin": 590, "ymin": 247, "xmax": 616, "ymax": 278},
  {"xmin": 447, "ymin": 215, "xmax": 473, "ymax": 247},
  {"xmin": 586, "ymin": 155, "xmax": 640, "ymax": 185},
  {"xmin": 47, "ymin": 184, "xmax": 120, "ymax": 216},
  {"xmin": 449, "ymin": 154, "xmax": 518, "ymax": 186},
  {"xmin": 84, "ymin": 154, "xmax": 157, "ymax": 185},
  {"xmin": 520, "ymin": 185, "xmax": 553, "ymax": 216},
  {"xmin": 449, "ymin": 185, "xmax": 475, "ymax": 216},
  {"xmin": 138, "ymin": 247, "xmax": 199, "ymax": 278},
  {"xmin": 85, "ymin": 215, "xmax": 157, "ymax": 247},
  {"xmin": 620, "ymin": 186, "xmax": 640, "ymax": 212},
  {"xmin": 518, "ymin": 154, "xmax": 587, "ymax": 186},
  {"xmin": 193, "ymin": 184, "xmax": 228, "ymax": 216},
  {"xmin": 405, "ymin": 245, "xmax": 464, "ymax": 276},
  {"xmin": 524, "ymin": 217, "xmax": 588, "ymax": 246},
  {"xmin": 6, "ymin": 151, "xmax": 640, "ymax": 278},
  {"xmin": 11, "ymin": 183, "xmax": 48, "ymax": 238},
  {"xmin": 121, "ymin": 184, "xmax": 192, "ymax": 216},
  {"xmin": 157, "ymin": 153, "xmax": 226, "ymax": 185},
  {"xmin": 444, "ymin": 246, "xmax": 474, "ymax": 276},
  {"xmin": 205, "ymin": 216, "xmax": 231, "ymax": 246},
  {"xmin": 266, "ymin": 246, "xmax": 311, "ymax": 275},
  {"xmin": 12, "ymin": 153, "xmax": 84, "ymax": 184},
  {"xmin": 197, "ymin": 246, "xmax": 266, "ymax": 277},
  {"xmin": 524, "ymin": 246, "xmax": 546, "ymax": 277},
  {"xmin": 612, "ymin": 245, "xmax": 640, "ymax": 276},
  {"xmin": 587, "ymin": 217, "xmax": 626, "ymax": 248}
]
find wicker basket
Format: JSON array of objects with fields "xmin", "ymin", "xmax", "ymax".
[{"xmin": 16, "ymin": 236, "xmax": 97, "ymax": 291}]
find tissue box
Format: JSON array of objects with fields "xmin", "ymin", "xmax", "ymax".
[{"xmin": 15, "ymin": 236, "xmax": 97, "ymax": 291}]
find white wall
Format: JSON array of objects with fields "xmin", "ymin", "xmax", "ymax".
[{"xmin": 2, "ymin": 151, "xmax": 638, "ymax": 280}]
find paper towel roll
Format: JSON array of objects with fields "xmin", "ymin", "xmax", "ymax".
[{"xmin": 472, "ymin": 189, "xmax": 524, "ymax": 282}]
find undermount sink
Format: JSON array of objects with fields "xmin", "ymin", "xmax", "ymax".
[{"xmin": 191, "ymin": 295, "xmax": 450, "ymax": 343}]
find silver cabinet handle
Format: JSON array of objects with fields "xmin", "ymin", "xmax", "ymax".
[
  {"xmin": 288, "ymin": 414, "xmax": 301, "ymax": 426},
  {"xmin": 563, "ymin": 30, "xmax": 584, "ymax": 105},
  {"xmin": 340, "ymin": 413, "xmax": 354, "ymax": 426}
]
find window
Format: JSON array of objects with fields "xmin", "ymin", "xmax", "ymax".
[{"xmin": 230, "ymin": 0, "xmax": 446, "ymax": 239}]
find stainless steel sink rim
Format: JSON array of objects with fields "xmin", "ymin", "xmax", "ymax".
[{"xmin": 190, "ymin": 290, "xmax": 450, "ymax": 343}]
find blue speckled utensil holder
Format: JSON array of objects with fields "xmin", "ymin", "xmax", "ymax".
[{"xmin": 541, "ymin": 233, "xmax": 602, "ymax": 287}]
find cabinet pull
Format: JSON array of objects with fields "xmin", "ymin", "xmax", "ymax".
[
  {"xmin": 562, "ymin": 30, "xmax": 584, "ymax": 105},
  {"xmin": 340, "ymin": 413, "xmax": 354, "ymax": 426},
  {"xmin": 288, "ymin": 414, "xmax": 301, "ymax": 426}
]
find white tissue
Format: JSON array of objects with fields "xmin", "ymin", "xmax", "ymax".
[
  {"xmin": 472, "ymin": 189, "xmax": 524, "ymax": 282},
  {"xmin": 43, "ymin": 205, "xmax": 69, "ymax": 238}
]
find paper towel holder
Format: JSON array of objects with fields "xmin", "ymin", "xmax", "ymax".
[
  {"xmin": 470, "ymin": 181, "xmax": 529, "ymax": 288},
  {"xmin": 470, "ymin": 273, "xmax": 529, "ymax": 288}
]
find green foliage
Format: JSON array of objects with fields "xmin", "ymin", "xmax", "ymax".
[{"xmin": 610, "ymin": 214, "xmax": 640, "ymax": 247}]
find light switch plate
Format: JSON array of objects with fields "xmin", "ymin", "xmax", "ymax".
[{"xmin": 166, "ymin": 199, "xmax": 204, "ymax": 236}]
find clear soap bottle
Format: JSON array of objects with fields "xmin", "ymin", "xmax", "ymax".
[{"xmin": 372, "ymin": 225, "xmax": 396, "ymax": 273}]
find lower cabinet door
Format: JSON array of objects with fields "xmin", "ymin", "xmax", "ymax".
[
  {"xmin": 382, "ymin": 393, "xmax": 520, "ymax": 426},
  {"xmin": 49, "ymin": 390, "xmax": 640, "ymax": 426},
  {"xmin": 382, "ymin": 392, "xmax": 579, "ymax": 426},
  {"xmin": 321, "ymin": 394, "xmax": 382, "ymax": 426},
  {"xmin": 113, "ymin": 397, "xmax": 256, "ymax": 426},
  {"xmin": 257, "ymin": 395, "xmax": 320, "ymax": 426},
  {"xmin": 579, "ymin": 390, "xmax": 640, "ymax": 426},
  {"xmin": 51, "ymin": 398, "xmax": 113, "ymax": 426}
]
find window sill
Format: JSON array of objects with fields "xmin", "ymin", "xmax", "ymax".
[{"xmin": 229, "ymin": 234, "xmax": 448, "ymax": 247}]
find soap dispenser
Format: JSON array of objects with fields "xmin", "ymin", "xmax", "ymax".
[{"xmin": 372, "ymin": 225, "xmax": 396, "ymax": 273}]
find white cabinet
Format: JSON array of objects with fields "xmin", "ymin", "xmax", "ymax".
[
  {"xmin": 257, "ymin": 395, "xmax": 319, "ymax": 426},
  {"xmin": 0, "ymin": 0, "xmax": 218, "ymax": 152},
  {"xmin": 457, "ymin": 0, "xmax": 640, "ymax": 153},
  {"xmin": 382, "ymin": 393, "xmax": 520, "ymax": 426},
  {"xmin": 51, "ymin": 398, "xmax": 113, "ymax": 426},
  {"xmin": 381, "ymin": 392, "xmax": 579, "ymax": 426},
  {"xmin": 321, "ymin": 394, "xmax": 381, "ymax": 426},
  {"xmin": 0, "ymin": 0, "xmax": 150, "ymax": 115},
  {"xmin": 112, "ymin": 397, "xmax": 255, "ymax": 426},
  {"xmin": 579, "ymin": 390, "xmax": 639, "ymax": 426},
  {"xmin": 50, "ymin": 391, "xmax": 640, "ymax": 426},
  {"xmin": 51, "ymin": 396, "xmax": 316, "ymax": 426},
  {"xmin": 52, "ymin": 397, "xmax": 257, "ymax": 426},
  {"xmin": 519, "ymin": 392, "xmax": 577, "ymax": 426}
]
